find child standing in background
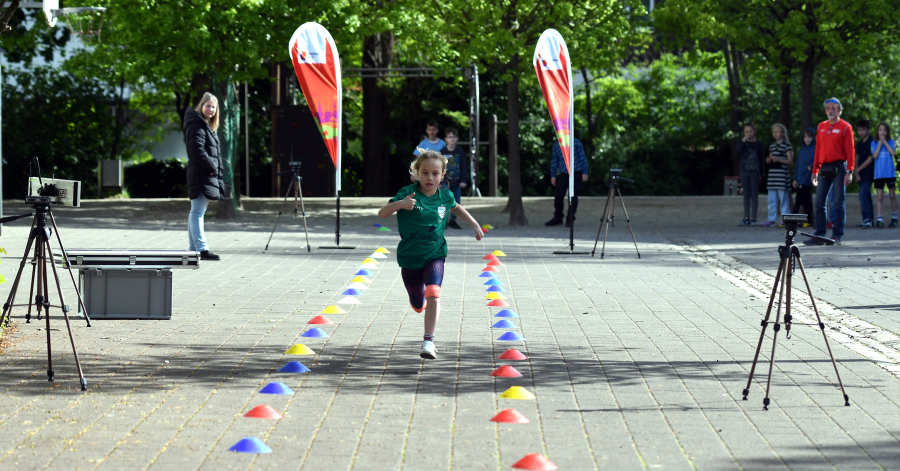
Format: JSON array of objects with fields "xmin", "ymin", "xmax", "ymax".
[
  {"xmin": 760, "ymin": 123, "xmax": 793, "ymax": 226},
  {"xmin": 378, "ymin": 150, "xmax": 484, "ymax": 360},
  {"xmin": 439, "ymin": 127, "xmax": 468, "ymax": 230},
  {"xmin": 793, "ymin": 128, "xmax": 816, "ymax": 227},
  {"xmin": 871, "ymin": 122, "xmax": 897, "ymax": 228}
]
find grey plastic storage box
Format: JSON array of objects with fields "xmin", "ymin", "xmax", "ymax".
[{"xmin": 81, "ymin": 268, "xmax": 173, "ymax": 320}]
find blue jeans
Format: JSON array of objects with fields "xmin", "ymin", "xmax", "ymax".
[
  {"xmin": 448, "ymin": 183, "xmax": 462, "ymax": 221},
  {"xmin": 815, "ymin": 165, "xmax": 846, "ymax": 238},
  {"xmin": 766, "ymin": 189, "xmax": 790, "ymax": 222},
  {"xmin": 859, "ymin": 179, "xmax": 874, "ymax": 223},
  {"xmin": 188, "ymin": 195, "xmax": 209, "ymax": 252}
]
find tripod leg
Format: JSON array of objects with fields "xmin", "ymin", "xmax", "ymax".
[
  {"xmin": 296, "ymin": 177, "xmax": 312, "ymax": 252},
  {"xmin": 742, "ymin": 256, "xmax": 787, "ymax": 400},
  {"xmin": 762, "ymin": 255, "xmax": 789, "ymax": 411},
  {"xmin": 25, "ymin": 255, "xmax": 37, "ymax": 323},
  {"xmin": 601, "ymin": 189, "xmax": 616, "ymax": 259},
  {"xmin": 45, "ymin": 238, "xmax": 87, "ymax": 391},
  {"xmin": 616, "ymin": 187, "xmax": 641, "ymax": 259},
  {"xmin": 0, "ymin": 223, "xmax": 39, "ymax": 327},
  {"xmin": 591, "ymin": 188, "xmax": 613, "ymax": 256},
  {"xmin": 48, "ymin": 212, "xmax": 91, "ymax": 327},
  {"xmin": 795, "ymin": 256, "xmax": 850, "ymax": 406},
  {"xmin": 264, "ymin": 181, "xmax": 295, "ymax": 251},
  {"xmin": 37, "ymin": 240, "xmax": 53, "ymax": 382}
]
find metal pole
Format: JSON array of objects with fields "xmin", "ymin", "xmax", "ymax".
[
  {"xmin": 244, "ymin": 80, "xmax": 250, "ymax": 197},
  {"xmin": 489, "ymin": 114, "xmax": 498, "ymax": 196},
  {"xmin": 1, "ymin": 62, "xmax": 3, "ymax": 235}
]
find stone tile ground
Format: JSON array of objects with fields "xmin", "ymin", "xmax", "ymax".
[{"xmin": 0, "ymin": 195, "xmax": 897, "ymax": 470}]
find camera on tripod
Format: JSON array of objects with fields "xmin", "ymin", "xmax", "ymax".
[
  {"xmin": 610, "ymin": 168, "xmax": 622, "ymax": 177},
  {"xmin": 27, "ymin": 178, "xmax": 82, "ymax": 207},
  {"xmin": 288, "ymin": 160, "xmax": 302, "ymax": 171}
]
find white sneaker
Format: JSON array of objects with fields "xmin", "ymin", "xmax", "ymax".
[{"xmin": 420, "ymin": 340, "xmax": 437, "ymax": 360}]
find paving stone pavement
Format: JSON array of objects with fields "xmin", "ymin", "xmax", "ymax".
[{"xmin": 0, "ymin": 195, "xmax": 897, "ymax": 470}]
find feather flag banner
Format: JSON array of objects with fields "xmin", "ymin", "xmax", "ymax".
[
  {"xmin": 533, "ymin": 29, "xmax": 574, "ymax": 197},
  {"xmin": 288, "ymin": 22, "xmax": 342, "ymax": 193}
]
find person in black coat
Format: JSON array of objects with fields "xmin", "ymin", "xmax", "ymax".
[{"xmin": 184, "ymin": 92, "xmax": 225, "ymax": 261}]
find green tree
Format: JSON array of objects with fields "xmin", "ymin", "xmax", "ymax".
[{"xmin": 426, "ymin": 0, "xmax": 645, "ymax": 225}]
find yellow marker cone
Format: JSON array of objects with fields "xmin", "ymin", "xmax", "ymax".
[
  {"xmin": 362, "ymin": 258, "xmax": 379, "ymax": 264},
  {"xmin": 285, "ymin": 344, "xmax": 316, "ymax": 355},
  {"xmin": 492, "ymin": 250, "xmax": 507, "ymax": 257},
  {"xmin": 481, "ymin": 224, "xmax": 494, "ymax": 230},
  {"xmin": 370, "ymin": 252, "xmax": 387, "ymax": 259},
  {"xmin": 485, "ymin": 292, "xmax": 507, "ymax": 300},
  {"xmin": 351, "ymin": 276, "xmax": 371, "ymax": 283},
  {"xmin": 375, "ymin": 247, "xmax": 391, "ymax": 253},
  {"xmin": 360, "ymin": 263, "xmax": 379, "ymax": 269},
  {"xmin": 499, "ymin": 386, "xmax": 535, "ymax": 400},
  {"xmin": 321, "ymin": 305, "xmax": 347, "ymax": 314}
]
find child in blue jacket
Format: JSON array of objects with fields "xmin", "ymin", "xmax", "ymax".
[{"xmin": 792, "ymin": 128, "xmax": 816, "ymax": 226}]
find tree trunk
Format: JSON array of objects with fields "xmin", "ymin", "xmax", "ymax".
[
  {"xmin": 723, "ymin": 41, "xmax": 743, "ymax": 175},
  {"xmin": 362, "ymin": 32, "xmax": 394, "ymax": 196},
  {"xmin": 800, "ymin": 60, "xmax": 815, "ymax": 131},
  {"xmin": 506, "ymin": 55, "xmax": 528, "ymax": 226},
  {"xmin": 581, "ymin": 67, "xmax": 594, "ymax": 157},
  {"xmin": 780, "ymin": 70, "xmax": 791, "ymax": 133}
]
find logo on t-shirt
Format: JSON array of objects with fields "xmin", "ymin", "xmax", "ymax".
[{"xmin": 438, "ymin": 206, "xmax": 446, "ymax": 220}]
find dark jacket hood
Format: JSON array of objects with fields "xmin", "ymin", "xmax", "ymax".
[
  {"xmin": 183, "ymin": 108, "xmax": 208, "ymax": 139},
  {"xmin": 802, "ymin": 127, "xmax": 816, "ymax": 148}
]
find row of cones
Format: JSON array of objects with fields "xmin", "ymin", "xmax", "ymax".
[
  {"xmin": 480, "ymin": 250, "xmax": 557, "ymax": 470},
  {"xmin": 230, "ymin": 248, "xmax": 393, "ymax": 454}
]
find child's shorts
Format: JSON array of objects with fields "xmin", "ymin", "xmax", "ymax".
[
  {"xmin": 874, "ymin": 177, "xmax": 896, "ymax": 190},
  {"xmin": 401, "ymin": 259, "xmax": 445, "ymax": 312}
]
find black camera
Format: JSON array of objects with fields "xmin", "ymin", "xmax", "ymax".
[
  {"xmin": 610, "ymin": 168, "xmax": 622, "ymax": 177},
  {"xmin": 782, "ymin": 214, "xmax": 808, "ymax": 224},
  {"xmin": 289, "ymin": 160, "xmax": 302, "ymax": 171}
]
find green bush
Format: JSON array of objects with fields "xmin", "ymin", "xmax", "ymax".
[{"xmin": 125, "ymin": 159, "xmax": 188, "ymax": 198}]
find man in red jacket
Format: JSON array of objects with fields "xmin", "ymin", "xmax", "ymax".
[{"xmin": 806, "ymin": 97, "xmax": 855, "ymax": 245}]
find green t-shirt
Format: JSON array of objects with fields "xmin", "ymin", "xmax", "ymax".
[{"xmin": 390, "ymin": 183, "xmax": 458, "ymax": 269}]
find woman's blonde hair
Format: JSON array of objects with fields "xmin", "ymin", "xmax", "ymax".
[
  {"xmin": 409, "ymin": 149, "xmax": 448, "ymax": 181},
  {"xmin": 772, "ymin": 123, "xmax": 790, "ymax": 146},
  {"xmin": 194, "ymin": 92, "xmax": 220, "ymax": 131}
]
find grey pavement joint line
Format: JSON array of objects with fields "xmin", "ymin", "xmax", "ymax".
[{"xmin": 676, "ymin": 241, "xmax": 900, "ymax": 379}]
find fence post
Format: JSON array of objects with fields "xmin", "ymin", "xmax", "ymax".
[{"xmin": 489, "ymin": 114, "xmax": 498, "ymax": 196}]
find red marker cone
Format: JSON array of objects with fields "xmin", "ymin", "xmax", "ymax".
[
  {"xmin": 489, "ymin": 365, "xmax": 522, "ymax": 377},
  {"xmin": 487, "ymin": 260, "xmax": 504, "ymax": 266},
  {"xmin": 482, "ymin": 266, "xmax": 499, "ymax": 272},
  {"xmin": 490, "ymin": 408, "xmax": 530, "ymax": 424},
  {"xmin": 483, "ymin": 254, "xmax": 499, "ymax": 261},
  {"xmin": 487, "ymin": 299, "xmax": 511, "ymax": 307},
  {"xmin": 512, "ymin": 454, "xmax": 558, "ymax": 470},
  {"xmin": 243, "ymin": 405, "xmax": 283, "ymax": 419},
  {"xmin": 307, "ymin": 315, "xmax": 334, "ymax": 325},
  {"xmin": 498, "ymin": 349, "xmax": 528, "ymax": 360}
]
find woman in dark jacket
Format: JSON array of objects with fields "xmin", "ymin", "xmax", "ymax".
[{"xmin": 184, "ymin": 92, "xmax": 225, "ymax": 260}]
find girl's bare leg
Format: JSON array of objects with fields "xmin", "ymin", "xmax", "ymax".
[
  {"xmin": 890, "ymin": 189, "xmax": 897, "ymax": 213},
  {"xmin": 877, "ymin": 189, "xmax": 885, "ymax": 216}
]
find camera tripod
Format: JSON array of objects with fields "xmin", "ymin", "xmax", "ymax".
[
  {"xmin": 264, "ymin": 158, "xmax": 311, "ymax": 252},
  {"xmin": 591, "ymin": 171, "xmax": 640, "ymax": 259},
  {"xmin": 0, "ymin": 197, "xmax": 90, "ymax": 390},
  {"xmin": 741, "ymin": 216, "xmax": 849, "ymax": 410}
]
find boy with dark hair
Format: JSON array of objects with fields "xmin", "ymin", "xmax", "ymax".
[
  {"xmin": 853, "ymin": 120, "xmax": 874, "ymax": 227},
  {"xmin": 439, "ymin": 127, "xmax": 468, "ymax": 229},
  {"xmin": 411, "ymin": 120, "xmax": 446, "ymax": 182},
  {"xmin": 793, "ymin": 128, "xmax": 816, "ymax": 226}
]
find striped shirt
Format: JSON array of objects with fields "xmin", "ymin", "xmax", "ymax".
[{"xmin": 767, "ymin": 142, "xmax": 792, "ymax": 190}]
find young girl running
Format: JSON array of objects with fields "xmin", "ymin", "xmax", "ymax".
[{"xmin": 378, "ymin": 150, "xmax": 484, "ymax": 359}]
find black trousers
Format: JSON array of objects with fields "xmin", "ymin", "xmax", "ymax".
[
  {"xmin": 554, "ymin": 171, "xmax": 583, "ymax": 220},
  {"xmin": 792, "ymin": 184, "xmax": 815, "ymax": 226}
]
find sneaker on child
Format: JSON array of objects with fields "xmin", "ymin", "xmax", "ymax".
[{"xmin": 420, "ymin": 340, "xmax": 437, "ymax": 360}]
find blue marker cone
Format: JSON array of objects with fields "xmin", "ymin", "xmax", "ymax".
[
  {"xmin": 497, "ymin": 331, "xmax": 526, "ymax": 341},
  {"xmin": 479, "ymin": 272, "xmax": 498, "ymax": 278},
  {"xmin": 278, "ymin": 361, "xmax": 311, "ymax": 373},
  {"xmin": 301, "ymin": 327, "xmax": 329, "ymax": 338},
  {"xmin": 342, "ymin": 288, "xmax": 363, "ymax": 296},
  {"xmin": 494, "ymin": 309, "xmax": 519, "ymax": 318},
  {"xmin": 373, "ymin": 223, "xmax": 383, "ymax": 228},
  {"xmin": 229, "ymin": 437, "xmax": 273, "ymax": 454},
  {"xmin": 484, "ymin": 279, "xmax": 505, "ymax": 286},
  {"xmin": 492, "ymin": 319, "xmax": 519, "ymax": 329},
  {"xmin": 259, "ymin": 382, "xmax": 294, "ymax": 395},
  {"xmin": 486, "ymin": 285, "xmax": 506, "ymax": 293},
  {"xmin": 354, "ymin": 269, "xmax": 374, "ymax": 276}
]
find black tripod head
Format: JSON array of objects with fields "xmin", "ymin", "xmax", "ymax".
[
  {"xmin": 782, "ymin": 213, "xmax": 834, "ymax": 246},
  {"xmin": 609, "ymin": 168, "xmax": 633, "ymax": 188},
  {"xmin": 277, "ymin": 149, "xmax": 303, "ymax": 182}
]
